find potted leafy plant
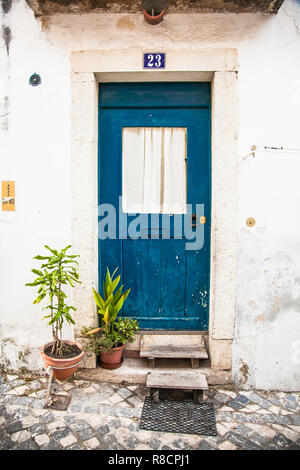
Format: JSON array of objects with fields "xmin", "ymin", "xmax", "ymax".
[
  {"xmin": 26, "ymin": 245, "xmax": 84, "ymax": 381},
  {"xmin": 83, "ymin": 268, "xmax": 139, "ymax": 369}
]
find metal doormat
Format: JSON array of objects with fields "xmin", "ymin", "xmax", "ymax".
[
  {"xmin": 139, "ymin": 397, "xmax": 217, "ymax": 436},
  {"xmin": 45, "ymin": 394, "xmax": 71, "ymax": 411}
]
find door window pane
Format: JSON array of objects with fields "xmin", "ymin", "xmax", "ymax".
[{"xmin": 122, "ymin": 127, "xmax": 187, "ymax": 214}]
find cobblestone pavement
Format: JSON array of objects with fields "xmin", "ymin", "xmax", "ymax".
[{"xmin": 0, "ymin": 371, "xmax": 299, "ymax": 450}]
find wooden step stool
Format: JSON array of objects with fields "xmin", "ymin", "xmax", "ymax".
[
  {"xmin": 146, "ymin": 371, "xmax": 208, "ymax": 404},
  {"xmin": 140, "ymin": 334, "xmax": 208, "ymax": 368}
]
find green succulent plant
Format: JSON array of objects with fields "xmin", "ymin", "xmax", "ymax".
[
  {"xmin": 93, "ymin": 267, "xmax": 130, "ymax": 336},
  {"xmin": 82, "ymin": 268, "xmax": 139, "ymax": 353}
]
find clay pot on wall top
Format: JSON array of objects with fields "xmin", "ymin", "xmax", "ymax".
[
  {"xmin": 142, "ymin": 0, "xmax": 168, "ymax": 25},
  {"xmin": 143, "ymin": 8, "xmax": 166, "ymax": 25}
]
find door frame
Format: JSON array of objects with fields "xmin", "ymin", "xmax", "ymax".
[{"xmin": 70, "ymin": 49, "xmax": 239, "ymax": 371}]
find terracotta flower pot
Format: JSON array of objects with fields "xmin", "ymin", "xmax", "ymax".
[
  {"xmin": 40, "ymin": 340, "xmax": 84, "ymax": 381},
  {"xmin": 100, "ymin": 345, "xmax": 124, "ymax": 370},
  {"xmin": 143, "ymin": 8, "xmax": 166, "ymax": 25}
]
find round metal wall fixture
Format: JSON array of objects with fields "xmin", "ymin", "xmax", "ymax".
[
  {"xmin": 29, "ymin": 73, "xmax": 41, "ymax": 86},
  {"xmin": 246, "ymin": 217, "xmax": 256, "ymax": 227}
]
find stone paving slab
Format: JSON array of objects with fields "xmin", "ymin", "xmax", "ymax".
[{"xmin": 0, "ymin": 371, "xmax": 299, "ymax": 450}]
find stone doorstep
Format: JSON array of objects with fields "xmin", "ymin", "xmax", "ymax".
[
  {"xmin": 140, "ymin": 334, "xmax": 208, "ymax": 361},
  {"xmin": 76, "ymin": 357, "xmax": 233, "ymax": 387}
]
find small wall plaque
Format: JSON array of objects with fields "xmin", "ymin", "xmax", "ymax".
[
  {"xmin": 144, "ymin": 53, "xmax": 165, "ymax": 69},
  {"xmin": 2, "ymin": 181, "xmax": 15, "ymax": 211}
]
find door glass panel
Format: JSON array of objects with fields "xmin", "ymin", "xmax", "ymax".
[{"xmin": 122, "ymin": 127, "xmax": 187, "ymax": 214}]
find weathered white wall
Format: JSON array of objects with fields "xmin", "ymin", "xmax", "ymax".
[
  {"xmin": 234, "ymin": 150, "xmax": 300, "ymax": 391},
  {"xmin": 0, "ymin": 0, "xmax": 74, "ymax": 371},
  {"xmin": 0, "ymin": 0, "xmax": 300, "ymax": 389},
  {"xmin": 233, "ymin": 0, "xmax": 300, "ymax": 391}
]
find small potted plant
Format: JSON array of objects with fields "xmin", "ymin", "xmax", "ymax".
[
  {"xmin": 26, "ymin": 245, "xmax": 84, "ymax": 381},
  {"xmin": 83, "ymin": 268, "xmax": 139, "ymax": 369},
  {"xmin": 142, "ymin": 0, "xmax": 168, "ymax": 25}
]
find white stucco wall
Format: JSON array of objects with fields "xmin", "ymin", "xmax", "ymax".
[{"xmin": 0, "ymin": 0, "xmax": 300, "ymax": 389}]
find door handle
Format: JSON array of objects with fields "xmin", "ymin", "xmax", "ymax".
[
  {"xmin": 191, "ymin": 213, "xmax": 197, "ymax": 227},
  {"xmin": 190, "ymin": 214, "xmax": 206, "ymax": 227}
]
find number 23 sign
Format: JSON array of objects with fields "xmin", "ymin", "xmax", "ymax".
[{"xmin": 143, "ymin": 53, "xmax": 165, "ymax": 69}]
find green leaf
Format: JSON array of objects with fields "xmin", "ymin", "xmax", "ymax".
[
  {"xmin": 44, "ymin": 245, "xmax": 59, "ymax": 256},
  {"xmin": 114, "ymin": 289, "xmax": 130, "ymax": 315},
  {"xmin": 62, "ymin": 245, "xmax": 72, "ymax": 254},
  {"xmin": 114, "ymin": 294, "xmax": 126, "ymax": 315},
  {"xmin": 33, "ymin": 292, "xmax": 46, "ymax": 304},
  {"xmin": 113, "ymin": 285, "xmax": 124, "ymax": 303},
  {"xmin": 110, "ymin": 275, "xmax": 120, "ymax": 294},
  {"xmin": 103, "ymin": 307, "xmax": 109, "ymax": 326},
  {"xmin": 123, "ymin": 288, "xmax": 131, "ymax": 302},
  {"xmin": 104, "ymin": 268, "xmax": 111, "ymax": 297},
  {"xmin": 25, "ymin": 281, "xmax": 43, "ymax": 287},
  {"xmin": 104, "ymin": 294, "xmax": 114, "ymax": 309},
  {"xmin": 93, "ymin": 288, "xmax": 105, "ymax": 310},
  {"xmin": 111, "ymin": 267, "xmax": 119, "ymax": 279},
  {"xmin": 31, "ymin": 269, "xmax": 43, "ymax": 276},
  {"xmin": 106, "ymin": 267, "xmax": 111, "ymax": 284},
  {"xmin": 65, "ymin": 273, "xmax": 74, "ymax": 287}
]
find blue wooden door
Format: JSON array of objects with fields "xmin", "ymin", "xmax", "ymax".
[{"xmin": 99, "ymin": 83, "xmax": 211, "ymax": 330}]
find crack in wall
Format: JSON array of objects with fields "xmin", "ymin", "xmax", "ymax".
[
  {"xmin": 0, "ymin": 96, "xmax": 9, "ymax": 131},
  {"xmin": 285, "ymin": 9, "xmax": 300, "ymax": 35}
]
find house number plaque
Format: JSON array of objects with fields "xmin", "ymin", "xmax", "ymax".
[{"xmin": 144, "ymin": 53, "xmax": 166, "ymax": 69}]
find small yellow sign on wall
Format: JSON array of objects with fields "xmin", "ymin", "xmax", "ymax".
[{"xmin": 2, "ymin": 181, "xmax": 15, "ymax": 211}]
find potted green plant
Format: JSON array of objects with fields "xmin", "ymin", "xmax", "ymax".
[
  {"xmin": 26, "ymin": 245, "xmax": 84, "ymax": 381},
  {"xmin": 83, "ymin": 268, "xmax": 139, "ymax": 369}
]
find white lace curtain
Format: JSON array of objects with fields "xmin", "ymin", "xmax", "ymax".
[{"xmin": 122, "ymin": 127, "xmax": 187, "ymax": 214}]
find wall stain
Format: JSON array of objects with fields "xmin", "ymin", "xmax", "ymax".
[
  {"xmin": 1, "ymin": 0, "xmax": 12, "ymax": 15},
  {"xmin": 239, "ymin": 361, "xmax": 249, "ymax": 385},
  {"xmin": 116, "ymin": 16, "xmax": 135, "ymax": 30},
  {"xmin": 2, "ymin": 25, "xmax": 12, "ymax": 54},
  {"xmin": 256, "ymin": 312, "xmax": 266, "ymax": 323},
  {"xmin": 18, "ymin": 348, "xmax": 30, "ymax": 364},
  {"xmin": 2, "ymin": 337, "xmax": 16, "ymax": 346},
  {"xmin": 247, "ymin": 300, "xmax": 256, "ymax": 309},
  {"xmin": 270, "ymin": 298, "xmax": 281, "ymax": 314}
]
